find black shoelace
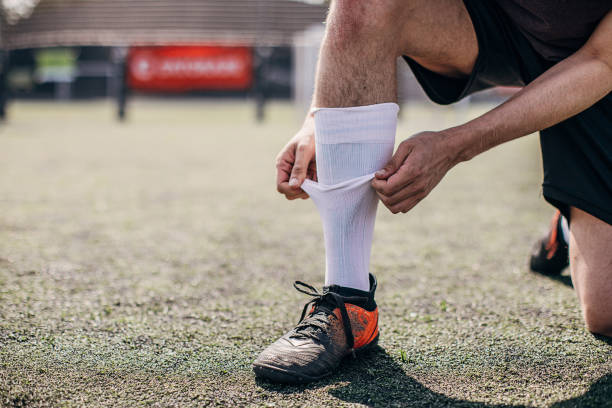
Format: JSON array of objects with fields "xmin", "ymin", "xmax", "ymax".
[{"xmin": 292, "ymin": 281, "xmax": 368, "ymax": 350}]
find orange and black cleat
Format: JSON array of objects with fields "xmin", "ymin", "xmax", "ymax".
[
  {"xmin": 253, "ymin": 274, "xmax": 379, "ymax": 383},
  {"xmin": 529, "ymin": 210, "xmax": 569, "ymax": 275}
]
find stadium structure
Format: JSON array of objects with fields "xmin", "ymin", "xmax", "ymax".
[{"xmin": 0, "ymin": 0, "xmax": 328, "ymax": 119}]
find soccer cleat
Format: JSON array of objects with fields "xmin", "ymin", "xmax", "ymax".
[
  {"xmin": 529, "ymin": 210, "xmax": 569, "ymax": 275},
  {"xmin": 253, "ymin": 274, "xmax": 379, "ymax": 383}
]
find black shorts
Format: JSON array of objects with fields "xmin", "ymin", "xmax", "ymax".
[{"xmin": 403, "ymin": 0, "xmax": 612, "ymax": 225}]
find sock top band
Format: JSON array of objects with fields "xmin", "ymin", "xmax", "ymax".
[{"xmin": 313, "ymin": 103, "xmax": 399, "ymax": 145}]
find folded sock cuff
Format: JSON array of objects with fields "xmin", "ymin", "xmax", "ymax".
[
  {"xmin": 301, "ymin": 173, "xmax": 375, "ymax": 192},
  {"xmin": 312, "ymin": 103, "xmax": 399, "ymax": 145}
]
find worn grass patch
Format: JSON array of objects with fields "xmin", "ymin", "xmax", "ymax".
[{"xmin": 1, "ymin": 100, "xmax": 611, "ymax": 407}]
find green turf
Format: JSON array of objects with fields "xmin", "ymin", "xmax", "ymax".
[{"xmin": 0, "ymin": 100, "xmax": 610, "ymax": 407}]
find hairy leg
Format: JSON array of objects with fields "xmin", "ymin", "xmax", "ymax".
[
  {"xmin": 276, "ymin": 0, "xmax": 479, "ymax": 197},
  {"xmin": 313, "ymin": 0, "xmax": 478, "ymax": 108},
  {"xmin": 569, "ymin": 207, "xmax": 612, "ymax": 337},
  {"xmin": 299, "ymin": 0, "xmax": 479, "ymax": 290}
]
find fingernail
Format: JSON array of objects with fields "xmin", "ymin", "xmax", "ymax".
[
  {"xmin": 289, "ymin": 178, "xmax": 299, "ymax": 187},
  {"xmin": 375, "ymin": 170, "xmax": 385, "ymax": 177}
]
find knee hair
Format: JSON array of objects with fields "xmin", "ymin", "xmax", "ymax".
[{"xmin": 327, "ymin": 0, "xmax": 409, "ymax": 52}]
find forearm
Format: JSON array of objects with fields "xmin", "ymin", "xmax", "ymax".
[{"xmin": 447, "ymin": 43, "xmax": 612, "ymax": 163}]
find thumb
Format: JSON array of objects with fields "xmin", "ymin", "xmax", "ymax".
[
  {"xmin": 288, "ymin": 143, "xmax": 312, "ymax": 188},
  {"xmin": 375, "ymin": 144, "xmax": 410, "ymax": 179}
]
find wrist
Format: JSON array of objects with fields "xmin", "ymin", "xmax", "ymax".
[
  {"xmin": 302, "ymin": 111, "xmax": 315, "ymax": 129},
  {"xmin": 441, "ymin": 119, "xmax": 492, "ymax": 164},
  {"xmin": 439, "ymin": 126, "xmax": 475, "ymax": 165}
]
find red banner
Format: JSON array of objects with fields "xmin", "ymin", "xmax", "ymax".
[{"xmin": 127, "ymin": 45, "xmax": 253, "ymax": 92}]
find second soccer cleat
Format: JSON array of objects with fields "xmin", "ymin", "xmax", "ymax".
[{"xmin": 529, "ymin": 210, "xmax": 569, "ymax": 275}]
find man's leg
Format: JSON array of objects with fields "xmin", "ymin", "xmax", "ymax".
[
  {"xmin": 310, "ymin": 0, "xmax": 479, "ymax": 290},
  {"xmin": 569, "ymin": 207, "xmax": 612, "ymax": 337},
  {"xmin": 255, "ymin": 0, "xmax": 479, "ymax": 383},
  {"xmin": 313, "ymin": 0, "xmax": 478, "ymax": 108}
]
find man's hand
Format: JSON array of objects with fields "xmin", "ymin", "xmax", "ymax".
[
  {"xmin": 370, "ymin": 8, "xmax": 612, "ymax": 215},
  {"xmin": 275, "ymin": 116, "xmax": 318, "ymax": 200},
  {"xmin": 371, "ymin": 131, "xmax": 459, "ymax": 214}
]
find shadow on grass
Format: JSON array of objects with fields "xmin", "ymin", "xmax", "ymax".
[
  {"xmin": 257, "ymin": 346, "xmax": 522, "ymax": 407},
  {"xmin": 593, "ymin": 334, "xmax": 612, "ymax": 346},
  {"xmin": 530, "ymin": 267, "xmax": 573, "ymax": 288},
  {"xmin": 257, "ymin": 346, "xmax": 612, "ymax": 407},
  {"xmin": 550, "ymin": 373, "xmax": 612, "ymax": 408},
  {"xmin": 545, "ymin": 273, "xmax": 573, "ymax": 288}
]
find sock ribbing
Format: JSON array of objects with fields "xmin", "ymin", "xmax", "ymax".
[
  {"xmin": 303, "ymin": 103, "xmax": 399, "ymax": 290},
  {"xmin": 313, "ymin": 103, "xmax": 399, "ymax": 145}
]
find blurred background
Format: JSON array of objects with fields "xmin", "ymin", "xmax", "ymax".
[{"xmin": 0, "ymin": 0, "xmax": 511, "ymax": 120}]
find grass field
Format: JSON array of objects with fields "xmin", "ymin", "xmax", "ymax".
[{"xmin": 1, "ymin": 100, "xmax": 611, "ymax": 407}]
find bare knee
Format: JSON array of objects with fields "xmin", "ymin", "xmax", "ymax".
[
  {"xmin": 583, "ymin": 304, "xmax": 612, "ymax": 337},
  {"xmin": 579, "ymin": 282, "xmax": 612, "ymax": 336},
  {"xmin": 569, "ymin": 207, "xmax": 612, "ymax": 338},
  {"xmin": 577, "ymin": 277, "xmax": 612, "ymax": 337},
  {"xmin": 327, "ymin": 0, "xmax": 408, "ymax": 49},
  {"xmin": 327, "ymin": 0, "xmax": 477, "ymax": 75}
]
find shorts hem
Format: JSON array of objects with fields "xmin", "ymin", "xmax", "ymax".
[
  {"xmin": 543, "ymin": 184, "xmax": 612, "ymax": 226},
  {"xmin": 402, "ymin": 56, "xmax": 476, "ymax": 105},
  {"xmin": 402, "ymin": 0, "xmax": 485, "ymax": 105}
]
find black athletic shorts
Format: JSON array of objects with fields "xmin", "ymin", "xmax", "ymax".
[{"xmin": 403, "ymin": 0, "xmax": 612, "ymax": 225}]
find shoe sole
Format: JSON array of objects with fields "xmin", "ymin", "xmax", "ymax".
[{"xmin": 253, "ymin": 334, "xmax": 379, "ymax": 384}]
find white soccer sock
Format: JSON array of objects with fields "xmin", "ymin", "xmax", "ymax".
[{"xmin": 301, "ymin": 103, "xmax": 399, "ymax": 291}]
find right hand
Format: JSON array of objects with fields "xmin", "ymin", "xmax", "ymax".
[{"xmin": 275, "ymin": 116, "xmax": 317, "ymax": 200}]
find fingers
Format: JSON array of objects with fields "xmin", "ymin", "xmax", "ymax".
[
  {"xmin": 276, "ymin": 153, "xmax": 304, "ymax": 200},
  {"xmin": 372, "ymin": 171, "xmax": 411, "ymax": 197},
  {"xmin": 372, "ymin": 141, "xmax": 416, "ymax": 197},
  {"xmin": 377, "ymin": 186, "xmax": 426, "ymax": 214},
  {"xmin": 371, "ymin": 162, "xmax": 417, "ymax": 197},
  {"xmin": 275, "ymin": 155, "xmax": 292, "ymax": 187},
  {"xmin": 376, "ymin": 180, "xmax": 422, "ymax": 205},
  {"xmin": 277, "ymin": 178, "xmax": 309, "ymax": 200},
  {"xmin": 376, "ymin": 169, "xmax": 430, "ymax": 214},
  {"xmin": 288, "ymin": 141, "xmax": 314, "ymax": 188},
  {"xmin": 388, "ymin": 195, "xmax": 423, "ymax": 214},
  {"xmin": 275, "ymin": 118, "xmax": 317, "ymax": 201},
  {"xmin": 275, "ymin": 140, "xmax": 314, "ymax": 200},
  {"xmin": 279, "ymin": 183, "xmax": 309, "ymax": 200},
  {"xmin": 372, "ymin": 131, "xmax": 450, "ymax": 214},
  {"xmin": 374, "ymin": 140, "xmax": 412, "ymax": 180},
  {"xmin": 277, "ymin": 180, "xmax": 309, "ymax": 199}
]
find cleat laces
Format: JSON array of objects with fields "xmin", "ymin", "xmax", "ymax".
[{"xmin": 291, "ymin": 281, "xmax": 368, "ymax": 350}]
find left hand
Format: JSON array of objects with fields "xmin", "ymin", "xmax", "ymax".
[{"xmin": 371, "ymin": 131, "xmax": 459, "ymax": 214}]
